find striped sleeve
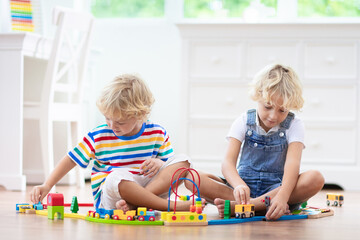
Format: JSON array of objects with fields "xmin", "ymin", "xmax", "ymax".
[
  {"xmin": 157, "ymin": 130, "xmax": 174, "ymax": 162},
  {"xmin": 67, "ymin": 132, "xmax": 95, "ymax": 168}
]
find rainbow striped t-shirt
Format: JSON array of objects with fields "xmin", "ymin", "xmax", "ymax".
[{"xmin": 67, "ymin": 120, "xmax": 174, "ymax": 208}]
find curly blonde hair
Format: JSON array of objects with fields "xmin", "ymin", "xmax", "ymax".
[
  {"xmin": 96, "ymin": 74, "xmax": 154, "ymax": 120},
  {"xmin": 249, "ymin": 64, "xmax": 304, "ymax": 111}
]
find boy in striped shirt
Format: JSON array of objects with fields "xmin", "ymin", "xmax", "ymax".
[{"xmin": 30, "ymin": 74, "xmax": 194, "ymax": 211}]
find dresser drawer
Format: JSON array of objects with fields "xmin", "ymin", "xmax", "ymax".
[
  {"xmin": 246, "ymin": 41, "xmax": 299, "ymax": 78},
  {"xmin": 189, "ymin": 83, "xmax": 256, "ymax": 118},
  {"xmin": 304, "ymin": 42, "xmax": 357, "ymax": 80},
  {"xmin": 188, "ymin": 122, "xmax": 229, "ymax": 159},
  {"xmin": 298, "ymin": 86, "xmax": 356, "ymax": 120},
  {"xmin": 188, "ymin": 41, "xmax": 243, "ymax": 79},
  {"xmin": 302, "ymin": 126, "xmax": 356, "ymax": 165}
]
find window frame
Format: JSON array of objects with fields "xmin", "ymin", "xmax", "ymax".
[{"xmin": 87, "ymin": 0, "xmax": 360, "ymax": 23}]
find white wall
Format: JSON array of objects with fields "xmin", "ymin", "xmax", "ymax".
[
  {"xmin": 22, "ymin": 3, "xmax": 186, "ymax": 183},
  {"xmin": 86, "ymin": 19, "xmax": 185, "ymax": 153}
]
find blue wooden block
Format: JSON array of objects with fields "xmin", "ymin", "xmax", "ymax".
[
  {"xmin": 269, "ymin": 214, "xmax": 308, "ymax": 221},
  {"xmin": 208, "ymin": 216, "xmax": 264, "ymax": 225},
  {"xmin": 208, "ymin": 214, "xmax": 308, "ymax": 225}
]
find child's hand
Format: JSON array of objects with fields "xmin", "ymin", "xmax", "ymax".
[
  {"xmin": 30, "ymin": 184, "xmax": 51, "ymax": 203},
  {"xmin": 233, "ymin": 184, "xmax": 250, "ymax": 204},
  {"xmin": 140, "ymin": 158, "xmax": 165, "ymax": 177},
  {"xmin": 265, "ymin": 195, "xmax": 288, "ymax": 220}
]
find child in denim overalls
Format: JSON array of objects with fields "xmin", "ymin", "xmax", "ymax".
[{"xmin": 187, "ymin": 64, "xmax": 325, "ymax": 220}]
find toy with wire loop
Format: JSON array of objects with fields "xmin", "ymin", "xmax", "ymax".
[
  {"xmin": 161, "ymin": 167, "xmax": 207, "ymax": 226},
  {"xmin": 168, "ymin": 167, "xmax": 201, "ymax": 212}
]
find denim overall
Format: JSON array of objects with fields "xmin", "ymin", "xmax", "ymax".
[{"xmin": 237, "ymin": 109, "xmax": 295, "ymax": 198}]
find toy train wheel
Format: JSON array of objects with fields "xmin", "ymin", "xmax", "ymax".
[
  {"xmin": 127, "ymin": 216, "xmax": 133, "ymax": 221},
  {"xmin": 235, "ymin": 213, "xmax": 240, "ymax": 219},
  {"xmin": 149, "ymin": 216, "xmax": 155, "ymax": 221},
  {"xmin": 138, "ymin": 216, "xmax": 145, "ymax": 221},
  {"xmin": 250, "ymin": 213, "xmax": 254, "ymax": 218},
  {"xmin": 326, "ymin": 200, "xmax": 330, "ymax": 206},
  {"xmin": 113, "ymin": 215, "xmax": 119, "ymax": 220},
  {"xmin": 334, "ymin": 201, "xmax": 338, "ymax": 206},
  {"xmin": 95, "ymin": 213, "xmax": 100, "ymax": 218},
  {"xmin": 241, "ymin": 213, "xmax": 246, "ymax": 219}
]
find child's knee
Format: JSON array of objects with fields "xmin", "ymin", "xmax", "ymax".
[
  {"xmin": 312, "ymin": 170, "xmax": 325, "ymax": 188},
  {"xmin": 180, "ymin": 160, "xmax": 190, "ymax": 168},
  {"xmin": 306, "ymin": 170, "xmax": 325, "ymax": 191},
  {"xmin": 183, "ymin": 173, "xmax": 197, "ymax": 189},
  {"xmin": 184, "ymin": 177, "xmax": 193, "ymax": 190}
]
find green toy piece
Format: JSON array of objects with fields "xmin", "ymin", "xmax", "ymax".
[
  {"xmin": 48, "ymin": 206, "xmax": 64, "ymax": 220},
  {"xmin": 301, "ymin": 202, "xmax": 308, "ymax": 208},
  {"xmin": 224, "ymin": 200, "xmax": 231, "ymax": 219},
  {"xmin": 71, "ymin": 196, "xmax": 79, "ymax": 213}
]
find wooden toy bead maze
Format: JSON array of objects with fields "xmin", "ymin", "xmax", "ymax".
[{"xmin": 161, "ymin": 167, "xmax": 207, "ymax": 226}]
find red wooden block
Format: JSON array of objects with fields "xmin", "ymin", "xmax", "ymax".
[{"xmin": 47, "ymin": 193, "xmax": 64, "ymax": 206}]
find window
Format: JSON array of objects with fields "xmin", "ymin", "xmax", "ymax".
[
  {"xmin": 298, "ymin": 0, "xmax": 360, "ymax": 17},
  {"xmin": 91, "ymin": 0, "xmax": 165, "ymax": 18},
  {"xmin": 184, "ymin": 0, "xmax": 277, "ymax": 19},
  {"xmin": 90, "ymin": 0, "xmax": 360, "ymax": 19}
]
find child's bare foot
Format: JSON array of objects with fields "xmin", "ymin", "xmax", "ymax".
[
  {"xmin": 214, "ymin": 198, "xmax": 236, "ymax": 218},
  {"xmin": 115, "ymin": 199, "xmax": 133, "ymax": 212}
]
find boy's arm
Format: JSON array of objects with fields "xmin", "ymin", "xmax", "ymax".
[
  {"xmin": 266, "ymin": 141, "xmax": 303, "ymax": 220},
  {"xmin": 141, "ymin": 129, "xmax": 172, "ymax": 177},
  {"xmin": 30, "ymin": 155, "xmax": 76, "ymax": 203},
  {"xmin": 278, "ymin": 141, "xmax": 303, "ymax": 200},
  {"xmin": 222, "ymin": 137, "xmax": 250, "ymax": 204}
]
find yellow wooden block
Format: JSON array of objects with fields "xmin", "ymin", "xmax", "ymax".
[
  {"xmin": 36, "ymin": 210, "xmax": 48, "ymax": 216},
  {"xmin": 64, "ymin": 212, "xmax": 86, "ymax": 220},
  {"xmin": 36, "ymin": 209, "xmax": 86, "ymax": 219},
  {"xmin": 161, "ymin": 211, "xmax": 207, "ymax": 225}
]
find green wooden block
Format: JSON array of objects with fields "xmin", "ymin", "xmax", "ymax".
[
  {"xmin": 48, "ymin": 206, "xmax": 64, "ymax": 220},
  {"xmin": 224, "ymin": 200, "xmax": 231, "ymax": 219}
]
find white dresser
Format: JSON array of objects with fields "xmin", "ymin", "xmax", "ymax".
[{"xmin": 177, "ymin": 22, "xmax": 360, "ymax": 191}]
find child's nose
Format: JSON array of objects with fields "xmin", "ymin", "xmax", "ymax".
[{"xmin": 269, "ymin": 110, "xmax": 277, "ymax": 120}]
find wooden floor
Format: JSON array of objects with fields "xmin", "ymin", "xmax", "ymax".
[{"xmin": 1, "ymin": 183, "xmax": 359, "ymax": 240}]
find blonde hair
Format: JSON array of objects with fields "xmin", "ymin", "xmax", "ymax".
[
  {"xmin": 249, "ymin": 64, "xmax": 304, "ymax": 111},
  {"xmin": 96, "ymin": 74, "xmax": 154, "ymax": 120}
]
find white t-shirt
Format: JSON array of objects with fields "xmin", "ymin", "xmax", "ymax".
[{"xmin": 227, "ymin": 110, "xmax": 305, "ymax": 148}]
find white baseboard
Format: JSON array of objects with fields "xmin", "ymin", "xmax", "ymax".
[
  {"xmin": 0, "ymin": 175, "xmax": 26, "ymax": 191},
  {"xmin": 24, "ymin": 169, "xmax": 77, "ymax": 185}
]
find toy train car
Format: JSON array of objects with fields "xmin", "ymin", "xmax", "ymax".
[
  {"xmin": 326, "ymin": 193, "xmax": 344, "ymax": 207},
  {"xmin": 88, "ymin": 207, "xmax": 155, "ymax": 221},
  {"xmin": 88, "ymin": 208, "xmax": 136, "ymax": 220},
  {"xmin": 235, "ymin": 204, "xmax": 255, "ymax": 219},
  {"xmin": 136, "ymin": 207, "xmax": 156, "ymax": 221}
]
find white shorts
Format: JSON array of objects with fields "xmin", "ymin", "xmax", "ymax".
[{"xmin": 99, "ymin": 154, "xmax": 191, "ymax": 209}]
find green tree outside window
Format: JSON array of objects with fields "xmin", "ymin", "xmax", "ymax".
[
  {"xmin": 91, "ymin": 0, "xmax": 165, "ymax": 18},
  {"xmin": 90, "ymin": 0, "xmax": 360, "ymax": 19},
  {"xmin": 184, "ymin": 0, "xmax": 277, "ymax": 18},
  {"xmin": 298, "ymin": 0, "xmax": 360, "ymax": 17}
]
